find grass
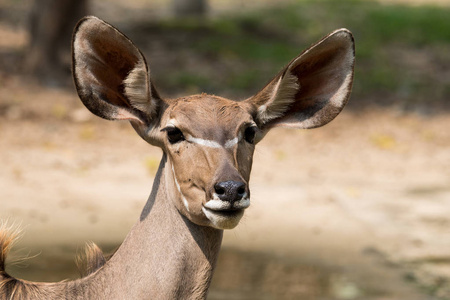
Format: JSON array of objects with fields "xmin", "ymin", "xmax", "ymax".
[{"xmin": 135, "ymin": 0, "xmax": 450, "ymax": 112}]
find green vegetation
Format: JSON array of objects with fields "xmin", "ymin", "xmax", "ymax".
[{"xmin": 150, "ymin": 0, "xmax": 450, "ymax": 112}]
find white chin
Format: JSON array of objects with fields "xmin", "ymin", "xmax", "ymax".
[{"xmin": 202, "ymin": 207, "xmax": 245, "ymax": 229}]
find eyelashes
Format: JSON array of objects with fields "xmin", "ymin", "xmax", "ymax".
[
  {"xmin": 244, "ymin": 126, "xmax": 257, "ymax": 144},
  {"xmin": 161, "ymin": 125, "xmax": 258, "ymax": 145},
  {"xmin": 162, "ymin": 127, "xmax": 185, "ymax": 144}
]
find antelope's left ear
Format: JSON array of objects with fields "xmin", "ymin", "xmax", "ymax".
[{"xmin": 246, "ymin": 29, "xmax": 355, "ymax": 132}]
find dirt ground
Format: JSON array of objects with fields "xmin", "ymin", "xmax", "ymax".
[
  {"xmin": 1, "ymin": 75, "xmax": 450, "ymax": 299},
  {"xmin": 1, "ymin": 1, "xmax": 450, "ymax": 299}
]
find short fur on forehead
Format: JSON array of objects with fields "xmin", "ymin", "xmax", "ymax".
[{"xmin": 167, "ymin": 95, "xmax": 252, "ymax": 139}]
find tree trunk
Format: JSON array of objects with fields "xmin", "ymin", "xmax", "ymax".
[
  {"xmin": 26, "ymin": 0, "xmax": 88, "ymax": 85},
  {"xmin": 172, "ymin": 0, "xmax": 207, "ymax": 17}
]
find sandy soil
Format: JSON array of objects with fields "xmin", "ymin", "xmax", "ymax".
[
  {"xmin": 1, "ymin": 1, "xmax": 450, "ymax": 298},
  {"xmin": 1, "ymin": 74, "xmax": 449, "ymax": 298}
]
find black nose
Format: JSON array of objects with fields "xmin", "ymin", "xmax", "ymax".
[{"xmin": 214, "ymin": 180, "xmax": 246, "ymax": 203}]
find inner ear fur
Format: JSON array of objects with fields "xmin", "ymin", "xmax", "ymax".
[
  {"xmin": 72, "ymin": 16, "xmax": 159, "ymax": 123},
  {"xmin": 247, "ymin": 29, "xmax": 355, "ymax": 130}
]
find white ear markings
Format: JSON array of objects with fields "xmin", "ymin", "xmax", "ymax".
[
  {"xmin": 123, "ymin": 60, "xmax": 157, "ymax": 117},
  {"xmin": 112, "ymin": 108, "xmax": 144, "ymax": 122},
  {"xmin": 257, "ymin": 73, "xmax": 299, "ymax": 124},
  {"xmin": 330, "ymin": 73, "xmax": 352, "ymax": 108}
]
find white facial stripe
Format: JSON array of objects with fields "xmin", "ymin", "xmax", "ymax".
[
  {"xmin": 185, "ymin": 134, "xmax": 242, "ymax": 149},
  {"xmin": 171, "ymin": 164, "xmax": 190, "ymax": 212},
  {"xmin": 224, "ymin": 137, "xmax": 239, "ymax": 148},
  {"xmin": 185, "ymin": 134, "xmax": 222, "ymax": 148},
  {"xmin": 167, "ymin": 119, "xmax": 179, "ymax": 127},
  {"xmin": 167, "ymin": 119, "xmax": 252, "ymax": 149}
]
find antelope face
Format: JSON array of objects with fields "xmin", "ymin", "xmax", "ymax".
[
  {"xmin": 72, "ymin": 17, "xmax": 355, "ymax": 230},
  {"xmin": 161, "ymin": 95, "xmax": 257, "ymax": 229}
]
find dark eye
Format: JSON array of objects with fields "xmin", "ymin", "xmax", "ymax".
[
  {"xmin": 244, "ymin": 126, "xmax": 257, "ymax": 144},
  {"xmin": 165, "ymin": 127, "xmax": 185, "ymax": 144}
]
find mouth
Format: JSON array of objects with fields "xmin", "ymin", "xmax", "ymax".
[
  {"xmin": 202, "ymin": 198, "xmax": 250, "ymax": 229},
  {"xmin": 202, "ymin": 207, "xmax": 245, "ymax": 229},
  {"xmin": 203, "ymin": 207, "xmax": 245, "ymax": 217}
]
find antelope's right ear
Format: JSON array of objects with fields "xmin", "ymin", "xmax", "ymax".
[{"xmin": 72, "ymin": 16, "xmax": 160, "ymax": 124}]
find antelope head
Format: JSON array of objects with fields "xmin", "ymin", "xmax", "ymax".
[{"xmin": 72, "ymin": 17, "xmax": 355, "ymax": 230}]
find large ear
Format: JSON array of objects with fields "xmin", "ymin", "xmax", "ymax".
[
  {"xmin": 72, "ymin": 16, "xmax": 160, "ymax": 124},
  {"xmin": 246, "ymin": 29, "xmax": 355, "ymax": 130}
]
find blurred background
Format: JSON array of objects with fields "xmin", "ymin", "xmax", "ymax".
[{"xmin": 0, "ymin": 0, "xmax": 449, "ymax": 299}]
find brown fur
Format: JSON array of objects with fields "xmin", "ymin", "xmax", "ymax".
[
  {"xmin": 0, "ymin": 225, "xmax": 44, "ymax": 299},
  {"xmin": 76, "ymin": 242, "xmax": 107, "ymax": 277},
  {"xmin": 0, "ymin": 17, "xmax": 354, "ymax": 299},
  {"xmin": 0, "ymin": 226, "xmax": 15, "ymax": 275},
  {"xmin": 0, "ymin": 226, "xmax": 105, "ymax": 299}
]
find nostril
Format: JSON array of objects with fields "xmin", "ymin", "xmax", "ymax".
[
  {"xmin": 215, "ymin": 185, "xmax": 226, "ymax": 195},
  {"xmin": 237, "ymin": 186, "xmax": 246, "ymax": 196},
  {"xmin": 214, "ymin": 181, "xmax": 246, "ymax": 203}
]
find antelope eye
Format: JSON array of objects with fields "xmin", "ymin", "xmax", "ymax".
[
  {"xmin": 165, "ymin": 127, "xmax": 185, "ymax": 144},
  {"xmin": 244, "ymin": 126, "xmax": 257, "ymax": 144}
]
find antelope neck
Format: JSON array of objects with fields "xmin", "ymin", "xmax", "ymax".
[{"xmin": 79, "ymin": 155, "xmax": 223, "ymax": 299}]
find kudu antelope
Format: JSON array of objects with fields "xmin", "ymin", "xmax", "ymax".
[{"xmin": 0, "ymin": 16, "xmax": 355, "ymax": 299}]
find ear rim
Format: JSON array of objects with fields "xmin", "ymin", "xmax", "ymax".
[
  {"xmin": 247, "ymin": 28, "xmax": 355, "ymax": 131},
  {"xmin": 72, "ymin": 16, "xmax": 159, "ymax": 124}
]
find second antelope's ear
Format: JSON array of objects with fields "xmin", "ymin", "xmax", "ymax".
[
  {"xmin": 246, "ymin": 29, "xmax": 355, "ymax": 131},
  {"xmin": 72, "ymin": 16, "xmax": 160, "ymax": 124}
]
